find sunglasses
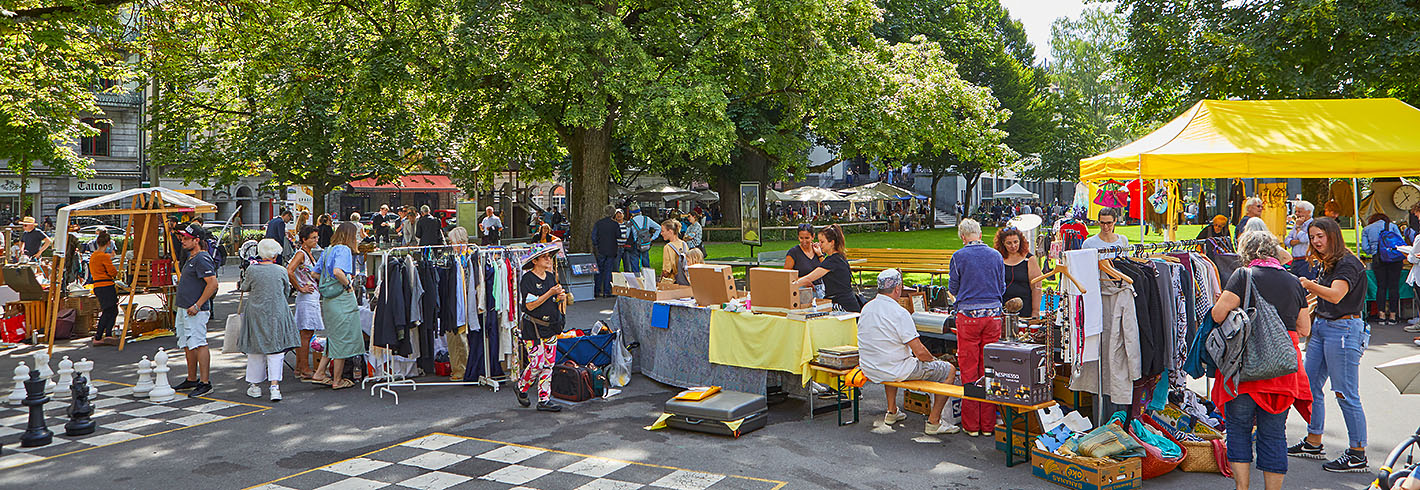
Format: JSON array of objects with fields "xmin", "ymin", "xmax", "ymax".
[{"xmin": 1099, "ymin": 220, "xmax": 1116, "ymax": 225}]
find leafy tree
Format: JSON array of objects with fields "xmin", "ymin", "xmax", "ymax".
[
  {"xmin": 144, "ymin": 0, "xmax": 433, "ymax": 215},
  {"xmin": 1, "ymin": 1, "xmax": 138, "ymax": 215},
  {"xmin": 1032, "ymin": 6, "xmax": 1131, "ymax": 182}
]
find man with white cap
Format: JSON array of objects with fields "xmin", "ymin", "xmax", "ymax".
[{"xmin": 857, "ymin": 268, "xmax": 961, "ymax": 435}]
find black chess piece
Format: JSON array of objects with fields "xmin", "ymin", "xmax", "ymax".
[
  {"xmin": 65, "ymin": 374, "xmax": 95, "ymax": 436},
  {"xmin": 19, "ymin": 370, "xmax": 52, "ymax": 447}
]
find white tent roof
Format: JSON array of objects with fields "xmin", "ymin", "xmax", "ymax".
[
  {"xmin": 766, "ymin": 189, "xmax": 796, "ymax": 202},
  {"xmin": 784, "ymin": 186, "xmax": 846, "ymax": 202},
  {"xmin": 994, "ymin": 183, "xmax": 1038, "ymax": 199},
  {"xmin": 55, "ymin": 187, "xmax": 217, "ymax": 257},
  {"xmin": 630, "ymin": 184, "xmax": 696, "ymax": 201},
  {"xmin": 840, "ymin": 181, "xmax": 917, "ymax": 199}
]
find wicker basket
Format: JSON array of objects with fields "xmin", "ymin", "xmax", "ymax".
[{"xmin": 1177, "ymin": 435, "xmax": 1225, "ymax": 473}]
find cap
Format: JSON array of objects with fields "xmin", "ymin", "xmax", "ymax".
[
  {"xmin": 175, "ymin": 222, "xmax": 204, "ymax": 239},
  {"xmin": 629, "ymin": 203, "xmax": 641, "ymax": 214},
  {"xmin": 875, "ymin": 268, "xmax": 902, "ymax": 291}
]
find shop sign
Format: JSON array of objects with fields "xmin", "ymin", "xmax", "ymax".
[
  {"xmin": 69, "ymin": 178, "xmax": 123, "ymax": 196},
  {"xmin": 0, "ymin": 178, "xmax": 40, "ymax": 196}
]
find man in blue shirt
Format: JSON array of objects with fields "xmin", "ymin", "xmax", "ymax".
[
  {"xmin": 590, "ymin": 205, "xmax": 622, "ymax": 298},
  {"xmin": 626, "ymin": 203, "xmax": 660, "ymax": 272},
  {"xmin": 265, "ymin": 210, "xmax": 292, "ymax": 264},
  {"xmin": 947, "ymin": 218, "xmax": 1005, "ymax": 437}
]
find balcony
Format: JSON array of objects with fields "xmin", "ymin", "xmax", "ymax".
[{"xmin": 94, "ymin": 92, "xmax": 143, "ymax": 108}]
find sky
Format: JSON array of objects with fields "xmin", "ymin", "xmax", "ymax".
[{"xmin": 997, "ymin": 0, "xmax": 1098, "ymax": 61}]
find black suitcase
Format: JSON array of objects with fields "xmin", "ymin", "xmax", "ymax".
[{"xmin": 665, "ymin": 410, "xmax": 767, "ymax": 438}]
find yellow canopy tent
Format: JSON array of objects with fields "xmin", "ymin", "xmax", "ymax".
[
  {"xmin": 1080, "ymin": 98, "xmax": 1420, "ymax": 248},
  {"xmin": 1081, "ymin": 98, "xmax": 1420, "ymax": 181}
]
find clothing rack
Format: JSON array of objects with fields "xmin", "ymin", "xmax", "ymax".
[{"xmin": 365, "ymin": 243, "xmax": 545, "ymax": 404}]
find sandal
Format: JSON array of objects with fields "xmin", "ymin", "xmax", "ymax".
[
  {"xmin": 308, "ymin": 377, "xmax": 332, "ymax": 385},
  {"xmin": 331, "ymin": 378, "xmax": 354, "ymax": 390}
]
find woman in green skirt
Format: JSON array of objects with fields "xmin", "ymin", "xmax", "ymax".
[{"xmin": 314, "ymin": 222, "xmax": 365, "ymax": 390}]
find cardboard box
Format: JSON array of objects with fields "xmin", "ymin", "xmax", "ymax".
[
  {"xmin": 687, "ymin": 264, "xmax": 737, "ymax": 306},
  {"xmin": 1054, "ymin": 375, "xmax": 1091, "ymax": 409},
  {"xmin": 983, "ymin": 342, "xmax": 1052, "ymax": 406},
  {"xmin": 1031, "ymin": 448, "xmax": 1142, "ymax": 490},
  {"xmin": 611, "ymin": 285, "xmax": 693, "ymax": 301},
  {"xmin": 994, "ymin": 423, "xmax": 1043, "ymax": 460},
  {"xmin": 748, "ymin": 267, "xmax": 801, "ymax": 309},
  {"xmin": 903, "ymin": 390, "xmax": 931, "ymax": 416}
]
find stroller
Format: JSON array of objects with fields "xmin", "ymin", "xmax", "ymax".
[{"xmin": 1371, "ymin": 426, "xmax": 1420, "ymax": 490}]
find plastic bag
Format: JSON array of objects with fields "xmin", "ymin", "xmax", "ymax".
[{"xmin": 608, "ymin": 322, "xmax": 633, "ymax": 388}]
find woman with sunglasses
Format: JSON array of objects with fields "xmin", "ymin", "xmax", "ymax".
[
  {"xmin": 784, "ymin": 224, "xmax": 825, "ymax": 299},
  {"xmin": 1082, "ymin": 208, "xmax": 1130, "ymax": 249}
]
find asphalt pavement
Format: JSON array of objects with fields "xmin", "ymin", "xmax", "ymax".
[{"xmin": 1, "ymin": 265, "xmax": 1413, "ymax": 489}]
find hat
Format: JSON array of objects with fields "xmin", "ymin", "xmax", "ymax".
[
  {"xmin": 520, "ymin": 243, "xmax": 561, "ymax": 270},
  {"xmin": 18, "ymin": 216, "xmax": 36, "ymax": 226},
  {"xmin": 1211, "ymin": 214, "xmax": 1229, "ymax": 226},
  {"xmin": 175, "ymin": 222, "xmax": 204, "ymax": 239},
  {"xmin": 876, "ymin": 268, "xmax": 902, "ymax": 291}
]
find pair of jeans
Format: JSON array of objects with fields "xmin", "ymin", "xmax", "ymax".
[
  {"xmin": 620, "ymin": 247, "xmax": 639, "ymax": 273},
  {"xmin": 1305, "ymin": 317, "xmax": 1369, "ymax": 448},
  {"xmin": 594, "ymin": 254, "xmax": 618, "ymax": 295},
  {"xmin": 93, "ymin": 284, "xmax": 118, "ymax": 340},
  {"xmin": 1373, "ymin": 260, "xmax": 1404, "ymax": 314},
  {"xmin": 955, "ymin": 312, "xmax": 1001, "ymax": 433},
  {"xmin": 1226, "ymin": 393, "xmax": 1289, "ymax": 474}
]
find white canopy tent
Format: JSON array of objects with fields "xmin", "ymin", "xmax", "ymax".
[
  {"xmin": 840, "ymin": 181, "xmax": 919, "ymax": 199},
  {"xmin": 766, "ymin": 189, "xmax": 796, "ymax": 202},
  {"xmin": 47, "ymin": 187, "xmax": 217, "ymax": 353},
  {"xmin": 628, "ymin": 184, "xmax": 697, "ymax": 201},
  {"xmin": 785, "ymin": 186, "xmax": 846, "ymax": 202},
  {"xmin": 993, "ymin": 183, "xmax": 1038, "ymax": 200}
]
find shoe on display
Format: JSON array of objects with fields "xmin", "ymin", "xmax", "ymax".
[
  {"xmin": 925, "ymin": 421, "xmax": 961, "ymax": 435},
  {"xmin": 246, "ymin": 384, "xmax": 262, "ymax": 399},
  {"xmin": 1321, "ymin": 449, "xmax": 1368, "ymax": 473},
  {"xmin": 1287, "ymin": 440, "xmax": 1325, "ymax": 460},
  {"xmin": 269, "ymin": 385, "xmax": 282, "ymax": 402},
  {"xmin": 883, "ymin": 411, "xmax": 907, "ymax": 425}
]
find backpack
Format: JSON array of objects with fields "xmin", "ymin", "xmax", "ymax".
[
  {"xmin": 1207, "ymin": 270, "xmax": 1252, "ymax": 398},
  {"xmin": 1376, "ymin": 222, "xmax": 1407, "ymax": 263},
  {"xmin": 630, "ymin": 217, "xmax": 655, "ymax": 252}
]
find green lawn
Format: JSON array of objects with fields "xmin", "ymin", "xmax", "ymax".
[{"xmin": 644, "ymin": 222, "xmax": 1361, "ymax": 286}]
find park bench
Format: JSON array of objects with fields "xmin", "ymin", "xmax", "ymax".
[
  {"xmin": 873, "ymin": 379, "xmax": 1055, "ymax": 468},
  {"xmin": 844, "ymin": 247, "xmax": 953, "ymax": 287}
]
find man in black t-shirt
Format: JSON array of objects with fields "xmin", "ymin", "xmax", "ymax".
[
  {"xmin": 18, "ymin": 216, "xmax": 50, "ymax": 259},
  {"xmin": 372, "ymin": 204, "xmax": 390, "ymax": 244},
  {"xmin": 415, "ymin": 205, "xmax": 444, "ymax": 246}
]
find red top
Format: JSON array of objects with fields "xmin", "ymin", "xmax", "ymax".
[{"xmin": 1212, "ymin": 331, "xmax": 1313, "ymax": 423}]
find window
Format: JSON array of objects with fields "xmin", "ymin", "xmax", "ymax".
[{"xmin": 80, "ymin": 118, "xmax": 110, "ymax": 156}]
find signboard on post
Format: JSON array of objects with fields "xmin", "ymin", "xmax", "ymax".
[{"xmin": 739, "ymin": 182, "xmax": 761, "ymax": 246}]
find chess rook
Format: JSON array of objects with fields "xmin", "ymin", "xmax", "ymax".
[
  {"xmin": 20, "ymin": 369, "xmax": 53, "ymax": 447},
  {"xmin": 149, "ymin": 349, "xmax": 175, "ymax": 403},
  {"xmin": 54, "ymin": 356, "xmax": 74, "ymax": 399},
  {"xmin": 8, "ymin": 362, "xmax": 28, "ymax": 405},
  {"xmin": 133, "ymin": 356, "xmax": 154, "ymax": 396}
]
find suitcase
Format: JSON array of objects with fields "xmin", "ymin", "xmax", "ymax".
[
  {"xmin": 665, "ymin": 410, "xmax": 767, "ymax": 438},
  {"xmin": 664, "ymin": 390, "xmax": 768, "ymax": 437},
  {"xmin": 552, "ymin": 361, "xmax": 605, "ymax": 402}
]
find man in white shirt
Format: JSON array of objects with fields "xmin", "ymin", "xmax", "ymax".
[
  {"xmin": 479, "ymin": 206, "xmax": 503, "ymax": 246},
  {"xmin": 857, "ymin": 269, "xmax": 960, "ymax": 435},
  {"xmin": 1287, "ymin": 200, "xmax": 1315, "ymax": 279}
]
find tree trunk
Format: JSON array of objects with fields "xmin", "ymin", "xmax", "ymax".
[
  {"xmin": 962, "ymin": 172, "xmax": 982, "ymax": 216},
  {"xmin": 930, "ymin": 172, "xmax": 944, "ymax": 220},
  {"xmin": 312, "ymin": 180, "xmax": 334, "ymax": 218},
  {"xmin": 565, "ymin": 125, "xmax": 613, "ymax": 253}
]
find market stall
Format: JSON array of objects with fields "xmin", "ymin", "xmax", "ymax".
[{"xmin": 47, "ymin": 187, "xmax": 218, "ymax": 353}]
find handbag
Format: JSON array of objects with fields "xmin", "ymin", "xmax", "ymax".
[
  {"xmin": 318, "ymin": 273, "xmax": 346, "ymax": 299},
  {"xmin": 1239, "ymin": 268, "xmax": 1299, "ymax": 381},
  {"xmin": 223, "ymin": 292, "xmax": 245, "ymax": 355}
]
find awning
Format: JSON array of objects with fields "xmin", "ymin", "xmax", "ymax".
[
  {"xmin": 1080, "ymin": 98, "xmax": 1420, "ymax": 181},
  {"xmin": 994, "ymin": 183, "xmax": 1038, "ymax": 199},
  {"xmin": 55, "ymin": 187, "xmax": 217, "ymax": 257},
  {"xmin": 349, "ymin": 175, "xmax": 459, "ymax": 192}
]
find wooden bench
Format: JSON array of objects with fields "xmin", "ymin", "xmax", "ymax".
[
  {"xmin": 880, "ymin": 379, "xmax": 1056, "ymax": 468},
  {"xmin": 845, "ymin": 248, "xmax": 953, "ymax": 287}
]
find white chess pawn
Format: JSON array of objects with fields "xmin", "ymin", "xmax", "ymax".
[
  {"xmin": 133, "ymin": 356, "xmax": 154, "ymax": 396},
  {"xmin": 76, "ymin": 358, "xmax": 97, "ymax": 398},
  {"xmin": 54, "ymin": 356, "xmax": 74, "ymax": 398},
  {"xmin": 33, "ymin": 351, "xmax": 55, "ymax": 394},
  {"xmin": 8, "ymin": 361, "xmax": 28, "ymax": 405},
  {"xmin": 149, "ymin": 349, "xmax": 175, "ymax": 403}
]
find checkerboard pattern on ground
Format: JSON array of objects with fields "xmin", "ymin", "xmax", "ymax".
[
  {"xmin": 0, "ymin": 380, "xmax": 267, "ymax": 469},
  {"xmin": 252, "ymin": 433, "xmax": 786, "ymax": 490}
]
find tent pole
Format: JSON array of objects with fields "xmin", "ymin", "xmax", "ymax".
[
  {"xmin": 1139, "ymin": 164, "xmax": 1145, "ymax": 244},
  {"xmin": 1353, "ymin": 178, "xmax": 1362, "ymax": 255}
]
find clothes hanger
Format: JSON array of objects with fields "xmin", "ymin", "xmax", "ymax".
[
  {"xmin": 1032, "ymin": 264, "xmax": 1086, "ymax": 293},
  {"xmin": 1097, "ymin": 259, "xmax": 1133, "ymax": 284}
]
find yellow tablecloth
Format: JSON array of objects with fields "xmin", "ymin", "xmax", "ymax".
[{"xmin": 707, "ymin": 310, "xmax": 858, "ymax": 385}]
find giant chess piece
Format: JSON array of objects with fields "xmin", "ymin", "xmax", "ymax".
[
  {"xmin": 32, "ymin": 351, "xmax": 55, "ymax": 394},
  {"xmin": 54, "ymin": 356, "xmax": 74, "ymax": 399},
  {"xmin": 19, "ymin": 370, "xmax": 53, "ymax": 447},
  {"xmin": 75, "ymin": 358, "xmax": 97, "ymax": 398},
  {"xmin": 65, "ymin": 373, "xmax": 96, "ymax": 436},
  {"xmin": 8, "ymin": 362, "xmax": 28, "ymax": 406},
  {"xmin": 133, "ymin": 356, "xmax": 154, "ymax": 397},
  {"xmin": 149, "ymin": 349, "xmax": 175, "ymax": 403}
]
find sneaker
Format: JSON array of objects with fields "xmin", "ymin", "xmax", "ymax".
[
  {"xmin": 1404, "ymin": 324, "xmax": 1420, "ymax": 333},
  {"xmin": 964, "ymin": 430, "xmax": 980, "ymax": 437},
  {"xmin": 174, "ymin": 379, "xmax": 201, "ymax": 391},
  {"xmin": 269, "ymin": 385, "xmax": 282, "ymax": 402},
  {"xmin": 1287, "ymin": 440, "xmax": 1325, "ymax": 460},
  {"xmin": 925, "ymin": 421, "xmax": 961, "ymax": 435},
  {"xmin": 246, "ymin": 384, "xmax": 262, "ymax": 399},
  {"xmin": 189, "ymin": 382, "xmax": 213, "ymax": 398},
  {"xmin": 515, "ymin": 387, "xmax": 531, "ymax": 408},
  {"xmin": 536, "ymin": 401, "xmax": 562, "ymax": 412},
  {"xmin": 883, "ymin": 411, "xmax": 907, "ymax": 425},
  {"xmin": 1322, "ymin": 449, "xmax": 1368, "ymax": 473}
]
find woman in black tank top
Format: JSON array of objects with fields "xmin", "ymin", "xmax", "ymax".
[
  {"xmin": 784, "ymin": 224, "xmax": 825, "ymax": 298},
  {"xmin": 994, "ymin": 227, "xmax": 1041, "ymax": 316}
]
